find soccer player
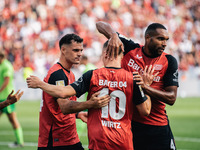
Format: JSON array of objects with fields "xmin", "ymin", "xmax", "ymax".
[
  {"xmin": 0, "ymin": 50, "xmax": 24, "ymax": 147},
  {"xmin": 27, "ymin": 33, "xmax": 110, "ymax": 150},
  {"xmin": 27, "ymin": 40, "xmax": 152, "ymax": 150},
  {"xmin": 96, "ymin": 21, "xmax": 179, "ymax": 150},
  {"xmin": 0, "ymin": 90, "xmax": 23, "ymax": 110}
]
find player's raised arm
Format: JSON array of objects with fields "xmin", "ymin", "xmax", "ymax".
[
  {"xmin": 26, "ymin": 75, "xmax": 74, "ymax": 98},
  {"xmin": 96, "ymin": 21, "xmax": 124, "ymax": 59},
  {"xmin": 0, "ymin": 90, "xmax": 24, "ymax": 110}
]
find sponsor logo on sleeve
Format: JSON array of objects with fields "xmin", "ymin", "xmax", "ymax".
[
  {"xmin": 173, "ymin": 69, "xmax": 178, "ymax": 82},
  {"xmin": 73, "ymin": 76, "xmax": 83, "ymax": 86},
  {"xmin": 56, "ymin": 80, "xmax": 65, "ymax": 86}
]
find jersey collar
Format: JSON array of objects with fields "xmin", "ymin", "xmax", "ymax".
[{"xmin": 57, "ymin": 62, "xmax": 70, "ymax": 73}]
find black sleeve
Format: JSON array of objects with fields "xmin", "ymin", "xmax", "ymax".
[
  {"xmin": 47, "ymin": 69, "xmax": 68, "ymax": 100},
  {"xmin": 117, "ymin": 32, "xmax": 140, "ymax": 55},
  {"xmin": 70, "ymin": 70, "xmax": 93, "ymax": 98},
  {"xmin": 132, "ymin": 81, "xmax": 147, "ymax": 105},
  {"xmin": 163, "ymin": 55, "xmax": 179, "ymax": 87},
  {"xmin": 48, "ymin": 69, "xmax": 68, "ymax": 86}
]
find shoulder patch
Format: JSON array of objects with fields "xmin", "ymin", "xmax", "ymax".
[{"xmin": 56, "ymin": 80, "xmax": 65, "ymax": 86}]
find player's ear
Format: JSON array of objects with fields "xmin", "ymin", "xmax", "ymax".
[
  {"xmin": 60, "ymin": 45, "xmax": 66, "ymax": 53},
  {"xmin": 145, "ymin": 34, "xmax": 151, "ymax": 43},
  {"xmin": 103, "ymin": 50, "xmax": 107, "ymax": 58}
]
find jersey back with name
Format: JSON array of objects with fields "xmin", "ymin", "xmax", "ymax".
[{"xmin": 87, "ymin": 67, "xmax": 134, "ymax": 150}]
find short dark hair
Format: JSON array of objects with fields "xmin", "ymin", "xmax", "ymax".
[
  {"xmin": 59, "ymin": 33, "xmax": 83, "ymax": 49},
  {"xmin": 103, "ymin": 40, "xmax": 123, "ymax": 55},
  {"xmin": 145, "ymin": 23, "xmax": 167, "ymax": 36}
]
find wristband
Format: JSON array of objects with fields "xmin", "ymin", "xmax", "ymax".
[{"xmin": 76, "ymin": 112, "xmax": 80, "ymax": 119}]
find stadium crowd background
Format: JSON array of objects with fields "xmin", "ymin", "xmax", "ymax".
[{"xmin": 1, "ymin": 0, "xmax": 200, "ymax": 98}]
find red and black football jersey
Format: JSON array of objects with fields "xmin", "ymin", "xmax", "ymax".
[
  {"xmin": 38, "ymin": 62, "xmax": 80, "ymax": 147},
  {"xmin": 118, "ymin": 33, "xmax": 179, "ymax": 126},
  {"xmin": 71, "ymin": 67, "xmax": 147, "ymax": 150}
]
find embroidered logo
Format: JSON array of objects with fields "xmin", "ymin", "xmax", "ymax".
[
  {"xmin": 136, "ymin": 54, "xmax": 142, "ymax": 59},
  {"xmin": 56, "ymin": 80, "xmax": 65, "ymax": 86},
  {"xmin": 173, "ymin": 69, "xmax": 178, "ymax": 82},
  {"xmin": 154, "ymin": 64, "xmax": 163, "ymax": 70}
]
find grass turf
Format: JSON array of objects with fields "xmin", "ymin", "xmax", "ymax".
[{"xmin": 0, "ymin": 97, "xmax": 199, "ymax": 150}]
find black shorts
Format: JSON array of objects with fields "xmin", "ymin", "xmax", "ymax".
[
  {"xmin": 132, "ymin": 121, "xmax": 176, "ymax": 150},
  {"xmin": 38, "ymin": 142, "xmax": 84, "ymax": 150}
]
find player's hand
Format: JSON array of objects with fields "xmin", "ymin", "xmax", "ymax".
[
  {"xmin": 142, "ymin": 65, "xmax": 159, "ymax": 86},
  {"xmin": 6, "ymin": 90, "xmax": 24, "ymax": 105},
  {"xmin": 133, "ymin": 72, "xmax": 146, "ymax": 88},
  {"xmin": 77, "ymin": 111, "xmax": 88, "ymax": 123},
  {"xmin": 107, "ymin": 33, "xmax": 124, "ymax": 59},
  {"xmin": 26, "ymin": 75, "xmax": 42, "ymax": 88},
  {"xmin": 89, "ymin": 92, "xmax": 110, "ymax": 108}
]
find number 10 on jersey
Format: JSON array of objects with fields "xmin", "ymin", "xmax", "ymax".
[{"xmin": 99, "ymin": 88, "xmax": 126, "ymax": 120}]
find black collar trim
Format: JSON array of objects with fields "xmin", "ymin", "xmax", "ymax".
[{"xmin": 57, "ymin": 62, "xmax": 70, "ymax": 73}]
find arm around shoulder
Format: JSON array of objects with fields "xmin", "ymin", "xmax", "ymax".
[{"xmin": 96, "ymin": 21, "xmax": 117, "ymax": 39}]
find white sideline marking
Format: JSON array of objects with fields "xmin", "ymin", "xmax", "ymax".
[
  {"xmin": 0, "ymin": 131, "xmax": 200, "ymax": 146},
  {"xmin": 0, "ymin": 142, "xmax": 88, "ymax": 148},
  {"xmin": 175, "ymin": 137, "xmax": 200, "ymax": 143},
  {"xmin": 0, "ymin": 142, "xmax": 37, "ymax": 146},
  {"xmin": 0, "ymin": 131, "xmax": 38, "ymax": 135}
]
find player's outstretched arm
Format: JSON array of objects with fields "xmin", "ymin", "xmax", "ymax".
[
  {"xmin": 26, "ymin": 75, "xmax": 75, "ymax": 98},
  {"xmin": 57, "ymin": 92, "xmax": 110, "ymax": 115},
  {"xmin": 0, "ymin": 90, "xmax": 24, "ymax": 110},
  {"xmin": 96, "ymin": 21, "xmax": 124, "ymax": 58}
]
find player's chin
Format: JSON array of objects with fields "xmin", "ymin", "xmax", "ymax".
[
  {"xmin": 157, "ymin": 50, "xmax": 163, "ymax": 55},
  {"xmin": 74, "ymin": 60, "xmax": 80, "ymax": 64}
]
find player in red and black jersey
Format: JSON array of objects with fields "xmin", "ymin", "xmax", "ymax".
[
  {"xmin": 96, "ymin": 21, "xmax": 179, "ymax": 150},
  {"xmin": 27, "ymin": 41, "xmax": 152, "ymax": 150},
  {"xmin": 27, "ymin": 34, "xmax": 110, "ymax": 150}
]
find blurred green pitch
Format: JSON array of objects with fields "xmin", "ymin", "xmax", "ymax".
[{"xmin": 0, "ymin": 97, "xmax": 200, "ymax": 150}]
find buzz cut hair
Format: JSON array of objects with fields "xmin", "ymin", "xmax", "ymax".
[
  {"xmin": 59, "ymin": 33, "xmax": 83, "ymax": 49},
  {"xmin": 145, "ymin": 23, "xmax": 167, "ymax": 37}
]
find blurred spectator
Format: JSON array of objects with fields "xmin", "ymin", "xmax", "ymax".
[{"xmin": 0, "ymin": 0, "xmax": 200, "ymax": 80}]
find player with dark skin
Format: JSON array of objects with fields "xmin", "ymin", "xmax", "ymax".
[
  {"xmin": 96, "ymin": 21, "xmax": 179, "ymax": 150},
  {"xmin": 96, "ymin": 21, "xmax": 177, "ymax": 105}
]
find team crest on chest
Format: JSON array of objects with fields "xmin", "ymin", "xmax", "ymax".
[
  {"xmin": 56, "ymin": 80, "xmax": 65, "ymax": 86},
  {"xmin": 154, "ymin": 64, "xmax": 163, "ymax": 70}
]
